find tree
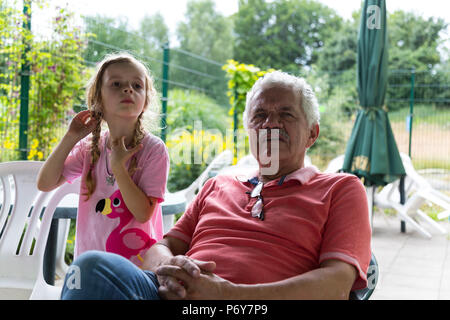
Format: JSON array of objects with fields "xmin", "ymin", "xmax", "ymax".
[
  {"xmin": 233, "ymin": 0, "xmax": 342, "ymax": 72},
  {"xmin": 82, "ymin": 13, "xmax": 170, "ymax": 83},
  {"xmin": 176, "ymin": 0, "xmax": 233, "ymax": 63},
  {"xmin": 82, "ymin": 15, "xmax": 137, "ymax": 63},
  {"xmin": 388, "ymin": 11, "xmax": 447, "ymax": 70},
  {"xmin": 315, "ymin": 21, "xmax": 358, "ymax": 73},
  {"xmin": 313, "ymin": 8, "xmax": 449, "ymax": 112},
  {"xmin": 138, "ymin": 13, "xmax": 169, "ymax": 81},
  {"xmin": 139, "ymin": 13, "xmax": 169, "ymax": 52},
  {"xmin": 171, "ymin": 0, "xmax": 234, "ymax": 105}
]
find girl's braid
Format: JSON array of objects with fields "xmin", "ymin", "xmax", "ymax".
[
  {"xmin": 128, "ymin": 112, "xmax": 145, "ymax": 177},
  {"xmin": 83, "ymin": 110, "xmax": 103, "ymax": 199}
]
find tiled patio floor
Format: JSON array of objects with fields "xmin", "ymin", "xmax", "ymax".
[{"xmin": 370, "ymin": 213, "xmax": 450, "ymax": 300}]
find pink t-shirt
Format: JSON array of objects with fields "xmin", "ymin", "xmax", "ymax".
[
  {"xmin": 63, "ymin": 132, "xmax": 169, "ymax": 267},
  {"xmin": 166, "ymin": 166, "xmax": 371, "ymax": 290}
]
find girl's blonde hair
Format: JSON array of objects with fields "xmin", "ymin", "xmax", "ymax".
[{"xmin": 84, "ymin": 52, "xmax": 160, "ymax": 199}]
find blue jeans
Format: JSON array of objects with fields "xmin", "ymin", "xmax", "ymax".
[{"xmin": 61, "ymin": 251, "xmax": 160, "ymax": 300}]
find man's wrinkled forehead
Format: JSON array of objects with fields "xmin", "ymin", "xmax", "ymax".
[{"xmin": 251, "ymin": 83, "xmax": 301, "ymax": 108}]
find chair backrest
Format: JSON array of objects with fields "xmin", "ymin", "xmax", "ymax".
[
  {"xmin": 349, "ymin": 252, "xmax": 379, "ymax": 300},
  {"xmin": 399, "ymin": 153, "xmax": 432, "ymax": 190},
  {"xmin": 0, "ymin": 161, "xmax": 79, "ymax": 299}
]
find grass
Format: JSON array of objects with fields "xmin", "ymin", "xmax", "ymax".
[
  {"xmin": 64, "ymin": 220, "xmax": 76, "ymax": 265},
  {"xmin": 388, "ymin": 105, "xmax": 450, "ymax": 127}
]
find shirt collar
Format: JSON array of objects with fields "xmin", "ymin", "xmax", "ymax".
[
  {"xmin": 283, "ymin": 165, "xmax": 319, "ymax": 185},
  {"xmin": 238, "ymin": 165, "xmax": 319, "ymax": 186}
]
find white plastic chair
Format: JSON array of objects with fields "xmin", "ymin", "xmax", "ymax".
[
  {"xmin": 163, "ymin": 150, "xmax": 233, "ymax": 232},
  {"xmin": 0, "ymin": 161, "xmax": 79, "ymax": 299},
  {"xmin": 373, "ymin": 153, "xmax": 448, "ymax": 238},
  {"xmin": 324, "ymin": 154, "xmax": 345, "ymax": 173}
]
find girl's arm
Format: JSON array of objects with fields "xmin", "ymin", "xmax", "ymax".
[
  {"xmin": 110, "ymin": 136, "xmax": 156, "ymax": 223},
  {"xmin": 37, "ymin": 110, "xmax": 97, "ymax": 192}
]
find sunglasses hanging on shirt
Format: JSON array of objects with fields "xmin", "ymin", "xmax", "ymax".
[{"xmin": 249, "ymin": 181, "xmax": 264, "ymax": 221}]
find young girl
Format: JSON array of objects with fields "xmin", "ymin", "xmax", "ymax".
[{"xmin": 37, "ymin": 52, "xmax": 169, "ymax": 267}]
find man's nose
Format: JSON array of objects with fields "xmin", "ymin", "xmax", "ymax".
[{"xmin": 261, "ymin": 113, "xmax": 282, "ymax": 129}]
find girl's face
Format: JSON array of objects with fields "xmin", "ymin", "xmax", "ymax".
[{"xmin": 100, "ymin": 61, "xmax": 147, "ymax": 122}]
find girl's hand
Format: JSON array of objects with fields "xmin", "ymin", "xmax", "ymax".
[
  {"xmin": 67, "ymin": 110, "xmax": 98, "ymax": 141},
  {"xmin": 110, "ymin": 136, "xmax": 143, "ymax": 173}
]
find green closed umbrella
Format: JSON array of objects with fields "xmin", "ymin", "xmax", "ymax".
[{"xmin": 343, "ymin": 0, "xmax": 405, "ymax": 187}]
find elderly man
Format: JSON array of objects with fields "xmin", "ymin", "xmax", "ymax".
[{"xmin": 61, "ymin": 71, "xmax": 371, "ymax": 300}]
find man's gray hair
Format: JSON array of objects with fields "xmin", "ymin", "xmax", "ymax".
[{"xmin": 243, "ymin": 71, "xmax": 320, "ymax": 129}]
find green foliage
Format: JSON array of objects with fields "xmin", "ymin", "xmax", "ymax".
[
  {"xmin": 82, "ymin": 13, "xmax": 169, "ymax": 83},
  {"xmin": 316, "ymin": 21, "xmax": 358, "ymax": 73},
  {"xmin": 233, "ymin": 0, "xmax": 342, "ymax": 71},
  {"xmin": 82, "ymin": 15, "xmax": 136, "ymax": 63},
  {"xmin": 222, "ymin": 59, "xmax": 273, "ymax": 127},
  {"xmin": 165, "ymin": 89, "xmax": 230, "ymax": 191},
  {"xmin": 301, "ymin": 66, "xmax": 347, "ymax": 160},
  {"xmin": 0, "ymin": 0, "xmax": 25, "ymax": 160},
  {"xmin": 165, "ymin": 89, "xmax": 229, "ymax": 134},
  {"xmin": 28, "ymin": 6, "xmax": 90, "ymax": 159},
  {"xmin": 176, "ymin": 0, "xmax": 233, "ymax": 63},
  {"xmin": 0, "ymin": 1, "xmax": 90, "ymax": 161},
  {"xmin": 310, "ymin": 8, "xmax": 449, "ymax": 113},
  {"xmin": 171, "ymin": 0, "xmax": 233, "ymax": 105},
  {"xmin": 388, "ymin": 11, "xmax": 447, "ymax": 70}
]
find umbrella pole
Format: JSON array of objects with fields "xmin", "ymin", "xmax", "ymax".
[
  {"xmin": 366, "ymin": 186, "xmax": 374, "ymax": 230},
  {"xmin": 399, "ymin": 176, "xmax": 406, "ymax": 232}
]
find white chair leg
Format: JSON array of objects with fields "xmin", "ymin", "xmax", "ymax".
[
  {"xmin": 396, "ymin": 211, "xmax": 432, "ymax": 239},
  {"xmin": 366, "ymin": 186, "xmax": 374, "ymax": 229},
  {"xmin": 416, "ymin": 209, "xmax": 447, "ymax": 235},
  {"xmin": 55, "ymin": 219, "xmax": 71, "ymax": 278}
]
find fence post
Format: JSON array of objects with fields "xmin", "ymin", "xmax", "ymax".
[
  {"xmin": 233, "ymin": 87, "xmax": 238, "ymax": 164},
  {"xmin": 408, "ymin": 67, "xmax": 415, "ymax": 158},
  {"xmin": 161, "ymin": 42, "xmax": 170, "ymax": 143},
  {"xmin": 19, "ymin": 0, "xmax": 32, "ymax": 160}
]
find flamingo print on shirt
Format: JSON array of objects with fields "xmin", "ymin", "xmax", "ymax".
[{"xmin": 95, "ymin": 189, "xmax": 156, "ymax": 264}]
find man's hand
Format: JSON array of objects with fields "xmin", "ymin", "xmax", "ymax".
[{"xmin": 156, "ymin": 256, "xmax": 220, "ymax": 299}]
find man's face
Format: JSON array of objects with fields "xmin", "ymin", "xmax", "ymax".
[{"xmin": 247, "ymin": 85, "xmax": 318, "ymax": 170}]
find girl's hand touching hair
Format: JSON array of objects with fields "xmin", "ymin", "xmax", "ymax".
[{"xmin": 67, "ymin": 110, "xmax": 98, "ymax": 141}]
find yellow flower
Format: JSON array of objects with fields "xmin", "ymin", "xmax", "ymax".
[
  {"xmin": 27, "ymin": 149, "xmax": 36, "ymax": 160},
  {"xmin": 3, "ymin": 139, "xmax": 14, "ymax": 149},
  {"xmin": 31, "ymin": 139, "xmax": 39, "ymax": 149}
]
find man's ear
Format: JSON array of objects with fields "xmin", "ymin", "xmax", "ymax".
[{"xmin": 306, "ymin": 123, "xmax": 319, "ymax": 149}]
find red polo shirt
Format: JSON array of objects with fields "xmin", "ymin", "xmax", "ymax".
[{"xmin": 165, "ymin": 166, "xmax": 371, "ymax": 290}]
